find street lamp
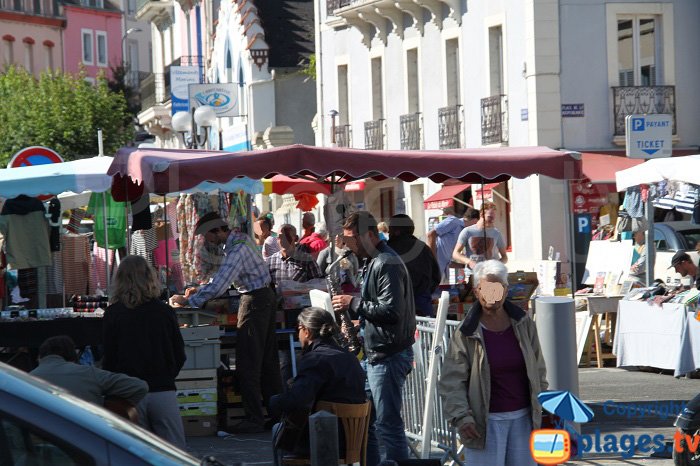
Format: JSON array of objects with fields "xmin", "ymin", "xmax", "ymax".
[
  {"xmin": 121, "ymin": 27, "xmax": 142, "ymax": 86},
  {"xmin": 329, "ymin": 109, "xmax": 339, "ymax": 146},
  {"xmin": 172, "ymin": 105, "xmax": 217, "ymax": 149}
]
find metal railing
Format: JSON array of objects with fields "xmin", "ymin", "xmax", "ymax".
[
  {"xmin": 0, "ymin": 0, "xmax": 60, "ymax": 16},
  {"xmin": 326, "ymin": 0, "xmax": 351, "ymax": 16},
  {"xmin": 402, "ymin": 315, "xmax": 464, "ymax": 464},
  {"xmin": 481, "ymin": 94, "xmax": 508, "ymax": 145},
  {"xmin": 364, "ymin": 119, "xmax": 385, "ymax": 150},
  {"xmin": 438, "ymin": 105, "xmax": 461, "ymax": 150},
  {"xmin": 139, "ymin": 73, "xmax": 168, "ymax": 109},
  {"xmin": 334, "ymin": 124, "xmax": 351, "ymax": 148},
  {"xmin": 612, "ymin": 85, "xmax": 676, "ymax": 136},
  {"xmin": 400, "ymin": 113, "xmax": 421, "ymax": 150}
]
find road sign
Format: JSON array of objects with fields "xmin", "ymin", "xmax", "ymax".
[
  {"xmin": 9, "ymin": 146, "xmax": 63, "ymax": 167},
  {"xmin": 625, "ymin": 114, "xmax": 672, "ymax": 159}
]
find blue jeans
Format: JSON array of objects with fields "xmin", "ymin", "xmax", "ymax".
[{"xmin": 363, "ymin": 347, "xmax": 413, "ymax": 466}]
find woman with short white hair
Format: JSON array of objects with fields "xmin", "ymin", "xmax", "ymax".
[{"xmin": 439, "ymin": 260, "xmax": 548, "ymax": 466}]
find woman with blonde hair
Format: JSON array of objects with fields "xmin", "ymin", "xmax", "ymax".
[{"xmin": 103, "ymin": 255, "xmax": 187, "ymax": 448}]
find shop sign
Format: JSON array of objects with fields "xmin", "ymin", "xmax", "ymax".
[
  {"xmin": 221, "ymin": 124, "xmax": 249, "ymax": 152},
  {"xmin": 345, "ymin": 181, "xmax": 365, "ymax": 192},
  {"xmin": 170, "ymin": 66, "xmax": 201, "ymax": 115},
  {"xmin": 189, "ymin": 83, "xmax": 238, "ymax": 117}
]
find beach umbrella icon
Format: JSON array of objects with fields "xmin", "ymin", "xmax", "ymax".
[{"xmin": 538, "ymin": 390, "xmax": 594, "ymax": 423}]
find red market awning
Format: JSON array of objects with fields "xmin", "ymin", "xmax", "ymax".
[
  {"xmin": 262, "ymin": 175, "xmax": 330, "ymax": 196},
  {"xmin": 423, "ymin": 183, "xmax": 471, "ymax": 210},
  {"xmin": 108, "ymin": 144, "xmax": 582, "ymax": 195},
  {"xmin": 580, "ymin": 152, "xmax": 644, "ymax": 184}
]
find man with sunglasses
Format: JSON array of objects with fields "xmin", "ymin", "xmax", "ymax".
[{"xmin": 170, "ymin": 212, "xmax": 282, "ymax": 433}]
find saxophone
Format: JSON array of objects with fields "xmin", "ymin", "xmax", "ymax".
[{"xmin": 325, "ymin": 250, "xmax": 362, "ymax": 355}]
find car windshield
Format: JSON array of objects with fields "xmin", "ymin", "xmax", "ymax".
[
  {"xmin": 1, "ymin": 363, "xmax": 200, "ymax": 465},
  {"xmin": 680, "ymin": 229, "xmax": 700, "ymax": 251}
]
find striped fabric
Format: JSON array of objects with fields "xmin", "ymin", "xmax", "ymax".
[{"xmin": 654, "ymin": 183, "xmax": 698, "ymax": 214}]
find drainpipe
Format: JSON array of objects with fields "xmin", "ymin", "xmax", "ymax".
[{"xmin": 314, "ymin": 0, "xmax": 325, "ymax": 146}]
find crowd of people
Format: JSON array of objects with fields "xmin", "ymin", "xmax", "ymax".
[{"xmin": 25, "ymin": 205, "xmax": 547, "ymax": 466}]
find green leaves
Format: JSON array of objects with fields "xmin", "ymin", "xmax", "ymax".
[{"xmin": 0, "ymin": 65, "xmax": 134, "ymax": 166}]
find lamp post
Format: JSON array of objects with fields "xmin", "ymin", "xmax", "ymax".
[
  {"xmin": 121, "ymin": 27, "xmax": 142, "ymax": 86},
  {"xmin": 172, "ymin": 105, "xmax": 217, "ymax": 149}
]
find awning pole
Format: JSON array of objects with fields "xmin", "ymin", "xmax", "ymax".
[
  {"xmin": 645, "ymin": 195, "xmax": 655, "ymax": 287},
  {"xmin": 163, "ymin": 195, "xmax": 170, "ymax": 298},
  {"xmin": 565, "ymin": 181, "xmax": 577, "ymax": 297}
]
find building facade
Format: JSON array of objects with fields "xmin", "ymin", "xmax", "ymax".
[{"xmin": 316, "ymin": 0, "xmax": 700, "ymax": 275}]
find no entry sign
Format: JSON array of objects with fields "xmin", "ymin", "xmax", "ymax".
[{"xmin": 9, "ymin": 146, "xmax": 63, "ymax": 168}]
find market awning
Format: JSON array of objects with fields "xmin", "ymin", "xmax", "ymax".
[
  {"xmin": 616, "ymin": 154, "xmax": 700, "ymax": 191},
  {"xmin": 423, "ymin": 183, "xmax": 471, "ymax": 210},
  {"xmin": 262, "ymin": 175, "xmax": 330, "ymax": 196},
  {"xmin": 0, "ymin": 156, "xmax": 113, "ymax": 198},
  {"xmin": 108, "ymin": 145, "xmax": 582, "ymax": 195},
  {"xmin": 580, "ymin": 152, "xmax": 643, "ymax": 184}
]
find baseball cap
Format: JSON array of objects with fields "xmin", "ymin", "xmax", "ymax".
[
  {"xmin": 194, "ymin": 212, "xmax": 228, "ymax": 236},
  {"xmin": 669, "ymin": 251, "xmax": 692, "ymax": 269}
]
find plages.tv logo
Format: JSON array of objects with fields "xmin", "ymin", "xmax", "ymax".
[{"xmin": 530, "ymin": 390, "xmax": 595, "ymax": 464}]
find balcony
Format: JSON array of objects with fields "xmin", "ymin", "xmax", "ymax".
[
  {"xmin": 334, "ymin": 124, "xmax": 351, "ymax": 148},
  {"xmin": 438, "ymin": 105, "xmax": 461, "ymax": 150},
  {"xmin": 400, "ymin": 113, "xmax": 421, "ymax": 150},
  {"xmin": 612, "ymin": 86, "xmax": 676, "ymax": 137},
  {"xmin": 364, "ymin": 119, "xmax": 385, "ymax": 150},
  {"xmin": 135, "ymin": 0, "xmax": 172, "ymax": 23},
  {"xmin": 326, "ymin": 0, "xmax": 461, "ymax": 46},
  {"xmin": 140, "ymin": 73, "xmax": 169, "ymax": 109},
  {"xmin": 0, "ymin": 0, "xmax": 61, "ymax": 17},
  {"xmin": 481, "ymin": 94, "xmax": 508, "ymax": 146}
]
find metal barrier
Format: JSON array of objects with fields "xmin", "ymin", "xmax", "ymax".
[{"xmin": 401, "ymin": 293, "xmax": 465, "ymax": 465}]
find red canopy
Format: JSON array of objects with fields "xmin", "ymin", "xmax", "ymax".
[
  {"xmin": 423, "ymin": 183, "xmax": 471, "ymax": 210},
  {"xmin": 108, "ymin": 144, "xmax": 582, "ymax": 195}
]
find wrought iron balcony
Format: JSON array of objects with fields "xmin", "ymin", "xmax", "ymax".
[
  {"xmin": 481, "ymin": 94, "xmax": 508, "ymax": 146},
  {"xmin": 364, "ymin": 119, "xmax": 385, "ymax": 150},
  {"xmin": 400, "ymin": 113, "xmax": 421, "ymax": 150},
  {"xmin": 612, "ymin": 86, "xmax": 676, "ymax": 136},
  {"xmin": 334, "ymin": 124, "xmax": 351, "ymax": 148},
  {"xmin": 438, "ymin": 105, "xmax": 461, "ymax": 150},
  {"xmin": 140, "ymin": 73, "xmax": 169, "ymax": 109},
  {"xmin": 326, "ymin": 0, "xmax": 350, "ymax": 16}
]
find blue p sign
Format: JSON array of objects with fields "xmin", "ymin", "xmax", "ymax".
[{"xmin": 632, "ymin": 118, "xmax": 645, "ymax": 131}]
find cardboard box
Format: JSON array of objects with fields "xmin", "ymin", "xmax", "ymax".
[
  {"xmin": 176, "ymin": 387, "xmax": 218, "ymax": 404},
  {"xmin": 182, "ymin": 415, "xmax": 217, "ymax": 437},
  {"xmin": 179, "ymin": 402, "xmax": 218, "ymax": 417}
]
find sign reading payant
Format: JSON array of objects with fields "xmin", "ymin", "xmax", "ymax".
[{"xmin": 625, "ymin": 114, "xmax": 672, "ymax": 159}]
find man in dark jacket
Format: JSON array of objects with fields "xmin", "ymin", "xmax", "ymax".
[
  {"xmin": 332, "ymin": 211, "xmax": 415, "ymax": 465},
  {"xmin": 388, "ymin": 214, "xmax": 441, "ymax": 317}
]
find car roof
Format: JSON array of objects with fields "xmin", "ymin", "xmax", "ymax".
[
  {"xmin": 658, "ymin": 221, "xmax": 700, "ymax": 231},
  {"xmin": 0, "ymin": 362, "xmax": 199, "ymax": 465}
]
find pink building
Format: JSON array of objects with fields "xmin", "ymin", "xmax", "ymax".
[
  {"xmin": 62, "ymin": 0, "xmax": 122, "ymax": 81},
  {"xmin": 0, "ymin": 0, "xmax": 64, "ymax": 77}
]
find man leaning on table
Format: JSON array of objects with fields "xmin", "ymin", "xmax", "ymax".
[
  {"xmin": 169, "ymin": 212, "xmax": 282, "ymax": 433},
  {"xmin": 670, "ymin": 251, "xmax": 700, "ymax": 290}
]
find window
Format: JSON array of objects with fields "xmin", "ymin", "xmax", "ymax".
[
  {"xmin": 81, "ymin": 29, "xmax": 93, "ymax": 65},
  {"xmin": 96, "ymin": 31, "xmax": 107, "ymax": 67},
  {"xmin": 488, "ymin": 25, "xmax": 503, "ymax": 95},
  {"xmin": 406, "ymin": 48, "xmax": 419, "ymax": 113},
  {"xmin": 127, "ymin": 0, "xmax": 136, "ymax": 14},
  {"xmin": 445, "ymin": 38, "xmax": 460, "ymax": 106},
  {"xmin": 617, "ymin": 17, "xmax": 658, "ymax": 86},
  {"xmin": 370, "ymin": 56, "xmax": 383, "ymax": 120},
  {"xmin": 32, "ymin": 0, "xmax": 40, "ymax": 14},
  {"xmin": 337, "ymin": 64, "xmax": 349, "ymax": 125},
  {"xmin": 2, "ymin": 38, "xmax": 13, "ymax": 66},
  {"xmin": 0, "ymin": 416, "xmax": 90, "ymax": 465},
  {"xmin": 45, "ymin": 44, "xmax": 53, "ymax": 70},
  {"xmin": 24, "ymin": 41, "xmax": 33, "ymax": 73},
  {"xmin": 13, "ymin": 0, "xmax": 22, "ymax": 11}
]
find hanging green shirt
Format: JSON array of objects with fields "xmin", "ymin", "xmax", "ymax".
[{"xmin": 88, "ymin": 191, "xmax": 126, "ymax": 249}]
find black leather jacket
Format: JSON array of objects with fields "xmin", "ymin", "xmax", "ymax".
[{"xmin": 350, "ymin": 241, "xmax": 416, "ymax": 363}]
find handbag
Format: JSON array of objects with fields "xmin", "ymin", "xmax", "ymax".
[{"xmin": 273, "ymin": 408, "xmax": 310, "ymax": 452}]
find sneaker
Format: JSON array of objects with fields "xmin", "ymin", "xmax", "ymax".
[{"xmin": 228, "ymin": 419, "xmax": 265, "ymax": 434}]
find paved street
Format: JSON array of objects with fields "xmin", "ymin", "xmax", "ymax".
[{"xmin": 186, "ymin": 367, "xmax": 699, "ymax": 465}]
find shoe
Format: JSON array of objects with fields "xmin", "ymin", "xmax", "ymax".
[{"xmin": 228, "ymin": 419, "xmax": 265, "ymax": 434}]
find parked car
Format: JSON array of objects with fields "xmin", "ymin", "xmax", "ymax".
[
  {"xmin": 0, "ymin": 361, "xmax": 212, "ymax": 465},
  {"xmin": 653, "ymin": 221, "xmax": 700, "ymax": 284}
]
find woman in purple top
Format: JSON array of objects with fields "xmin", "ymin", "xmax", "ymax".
[{"xmin": 439, "ymin": 260, "xmax": 548, "ymax": 466}]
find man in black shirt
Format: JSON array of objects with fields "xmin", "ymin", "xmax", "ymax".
[{"xmin": 670, "ymin": 251, "xmax": 700, "ymax": 289}]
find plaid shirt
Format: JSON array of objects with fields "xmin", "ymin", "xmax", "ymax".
[
  {"xmin": 189, "ymin": 231, "xmax": 271, "ymax": 308},
  {"xmin": 265, "ymin": 246, "xmax": 323, "ymax": 288}
]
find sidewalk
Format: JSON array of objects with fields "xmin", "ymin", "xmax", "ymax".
[{"xmin": 185, "ymin": 367, "xmax": 697, "ymax": 465}]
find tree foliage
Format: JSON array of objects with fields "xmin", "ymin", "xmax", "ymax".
[
  {"xmin": 300, "ymin": 54, "xmax": 316, "ymax": 81},
  {"xmin": 0, "ymin": 65, "xmax": 134, "ymax": 166}
]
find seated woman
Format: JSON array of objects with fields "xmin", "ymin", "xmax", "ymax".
[{"xmin": 269, "ymin": 307, "xmax": 366, "ymax": 465}]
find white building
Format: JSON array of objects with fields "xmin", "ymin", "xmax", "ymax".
[{"xmin": 315, "ymin": 0, "xmax": 700, "ymax": 279}]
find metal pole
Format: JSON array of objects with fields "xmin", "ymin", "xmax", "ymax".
[
  {"xmin": 645, "ymin": 196, "xmax": 655, "ymax": 287},
  {"xmin": 565, "ymin": 181, "xmax": 577, "ymax": 296},
  {"xmin": 101, "ymin": 193, "xmax": 110, "ymax": 292},
  {"xmin": 163, "ymin": 195, "xmax": 170, "ymax": 298},
  {"xmin": 535, "ymin": 296, "xmax": 579, "ymax": 396},
  {"xmin": 419, "ymin": 290, "xmax": 450, "ymax": 458}
]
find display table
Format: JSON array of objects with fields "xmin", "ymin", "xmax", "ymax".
[
  {"xmin": 613, "ymin": 301, "xmax": 700, "ymax": 376},
  {"xmin": 580, "ymin": 295, "xmax": 622, "ymax": 368},
  {"xmin": 0, "ymin": 317, "xmax": 103, "ymax": 348}
]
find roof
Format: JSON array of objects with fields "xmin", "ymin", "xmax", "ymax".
[{"xmin": 253, "ymin": 0, "xmax": 314, "ymax": 68}]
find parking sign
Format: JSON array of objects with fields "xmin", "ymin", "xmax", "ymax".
[{"xmin": 625, "ymin": 114, "xmax": 672, "ymax": 159}]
